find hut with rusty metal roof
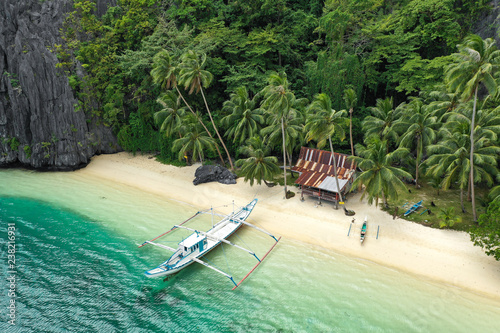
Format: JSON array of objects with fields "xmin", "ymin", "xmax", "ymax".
[{"xmin": 292, "ymin": 146, "xmax": 357, "ymax": 204}]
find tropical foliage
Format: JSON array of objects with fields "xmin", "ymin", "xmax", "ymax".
[
  {"xmin": 470, "ymin": 200, "xmax": 500, "ymax": 260},
  {"xmin": 235, "ymin": 136, "xmax": 281, "ymax": 186},
  {"xmin": 348, "ymin": 137, "xmax": 412, "ymax": 207},
  {"xmin": 58, "ymin": 0, "xmax": 499, "ymax": 258}
]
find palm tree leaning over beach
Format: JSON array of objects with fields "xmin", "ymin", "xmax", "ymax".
[
  {"xmin": 445, "ymin": 34, "xmax": 500, "ymax": 222},
  {"xmin": 348, "ymin": 137, "xmax": 412, "ymax": 208},
  {"xmin": 259, "ymin": 72, "xmax": 294, "ymax": 198},
  {"xmin": 150, "ymin": 49, "xmax": 226, "ymax": 166},
  {"xmin": 178, "ymin": 50, "xmax": 234, "ymax": 170},
  {"xmin": 236, "ymin": 136, "xmax": 281, "ymax": 186},
  {"xmin": 305, "ymin": 93, "xmax": 348, "ymax": 208}
]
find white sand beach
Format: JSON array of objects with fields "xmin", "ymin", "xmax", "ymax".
[{"xmin": 76, "ymin": 152, "xmax": 500, "ymax": 299}]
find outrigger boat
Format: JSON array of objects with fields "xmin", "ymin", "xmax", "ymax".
[
  {"xmin": 403, "ymin": 200, "xmax": 423, "ymax": 217},
  {"xmin": 360, "ymin": 216, "xmax": 367, "ymax": 243},
  {"xmin": 139, "ymin": 199, "xmax": 280, "ymax": 289}
]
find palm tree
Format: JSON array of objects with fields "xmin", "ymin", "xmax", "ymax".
[
  {"xmin": 425, "ymin": 118, "xmax": 500, "ymax": 213},
  {"xmin": 178, "ymin": 50, "xmax": 234, "ymax": 170},
  {"xmin": 151, "ymin": 49, "xmax": 226, "ymax": 165},
  {"xmin": 259, "ymin": 72, "xmax": 295, "ymax": 198},
  {"xmin": 489, "ymin": 184, "xmax": 500, "ymax": 202},
  {"xmin": 343, "ymin": 88, "xmax": 357, "ymax": 156},
  {"xmin": 362, "ymin": 97, "xmax": 403, "ymax": 144},
  {"xmin": 424, "ymin": 84, "xmax": 460, "ymax": 121},
  {"xmin": 452, "ymin": 104, "xmax": 500, "ymax": 202},
  {"xmin": 172, "ymin": 113, "xmax": 217, "ymax": 164},
  {"xmin": 221, "ymin": 86, "xmax": 264, "ymax": 145},
  {"xmin": 348, "ymin": 137, "xmax": 412, "ymax": 207},
  {"xmin": 396, "ymin": 98, "xmax": 438, "ymax": 187},
  {"xmin": 235, "ymin": 136, "xmax": 281, "ymax": 186},
  {"xmin": 305, "ymin": 93, "xmax": 348, "ymax": 207},
  {"xmin": 437, "ymin": 207, "xmax": 461, "ymax": 228},
  {"xmin": 261, "ymin": 97, "xmax": 306, "ymax": 176},
  {"xmin": 445, "ymin": 34, "xmax": 500, "ymax": 222},
  {"xmin": 154, "ymin": 90, "xmax": 186, "ymax": 138}
]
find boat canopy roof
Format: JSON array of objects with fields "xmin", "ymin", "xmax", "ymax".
[{"xmin": 180, "ymin": 233, "xmax": 205, "ymax": 248}]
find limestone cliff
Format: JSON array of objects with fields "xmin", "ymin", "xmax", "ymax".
[{"xmin": 0, "ymin": 0, "xmax": 119, "ymax": 170}]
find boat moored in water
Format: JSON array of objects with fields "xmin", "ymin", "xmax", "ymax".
[{"xmin": 140, "ymin": 199, "xmax": 280, "ymax": 289}]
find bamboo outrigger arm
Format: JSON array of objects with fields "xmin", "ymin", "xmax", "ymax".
[{"xmin": 232, "ymin": 236, "xmax": 281, "ymax": 290}]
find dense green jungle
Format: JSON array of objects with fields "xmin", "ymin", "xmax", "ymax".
[{"xmin": 58, "ymin": 0, "xmax": 499, "ymax": 259}]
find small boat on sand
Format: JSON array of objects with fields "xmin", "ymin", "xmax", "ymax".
[{"xmin": 360, "ymin": 217, "xmax": 367, "ymax": 243}]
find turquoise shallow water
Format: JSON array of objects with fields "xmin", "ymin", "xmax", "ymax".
[{"xmin": 1, "ymin": 169, "xmax": 500, "ymax": 332}]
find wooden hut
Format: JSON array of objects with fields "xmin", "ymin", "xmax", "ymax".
[{"xmin": 292, "ymin": 147, "xmax": 356, "ymax": 204}]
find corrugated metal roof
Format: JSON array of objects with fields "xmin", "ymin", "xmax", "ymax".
[
  {"xmin": 318, "ymin": 177, "xmax": 349, "ymax": 193},
  {"xmin": 292, "ymin": 147, "xmax": 357, "ymax": 193}
]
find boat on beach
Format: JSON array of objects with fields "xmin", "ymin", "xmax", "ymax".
[
  {"xmin": 404, "ymin": 200, "xmax": 423, "ymax": 217},
  {"xmin": 140, "ymin": 199, "xmax": 280, "ymax": 288},
  {"xmin": 360, "ymin": 216, "xmax": 367, "ymax": 243}
]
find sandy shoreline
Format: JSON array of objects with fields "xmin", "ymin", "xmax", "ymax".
[{"xmin": 76, "ymin": 152, "xmax": 500, "ymax": 299}]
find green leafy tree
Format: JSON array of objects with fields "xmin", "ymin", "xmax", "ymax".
[
  {"xmin": 221, "ymin": 86, "xmax": 264, "ymax": 145},
  {"xmin": 469, "ymin": 200, "xmax": 500, "ymax": 260},
  {"xmin": 235, "ymin": 136, "xmax": 281, "ymax": 186},
  {"xmin": 445, "ymin": 34, "xmax": 500, "ymax": 222},
  {"xmin": 396, "ymin": 98, "xmax": 438, "ymax": 187},
  {"xmin": 305, "ymin": 93, "xmax": 348, "ymax": 206},
  {"xmin": 179, "ymin": 50, "xmax": 234, "ymax": 170},
  {"xmin": 348, "ymin": 137, "xmax": 412, "ymax": 207}
]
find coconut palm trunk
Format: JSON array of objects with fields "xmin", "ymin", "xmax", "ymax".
[
  {"xmin": 175, "ymin": 86, "xmax": 226, "ymax": 167},
  {"xmin": 470, "ymin": 87, "xmax": 478, "ymax": 222},
  {"xmin": 416, "ymin": 135, "xmax": 421, "ymax": 187},
  {"xmin": 460, "ymin": 187, "xmax": 466, "ymax": 213},
  {"xmin": 329, "ymin": 136, "xmax": 343, "ymax": 209},
  {"xmin": 200, "ymin": 87, "xmax": 234, "ymax": 170},
  {"xmin": 282, "ymin": 117, "xmax": 288, "ymax": 198},
  {"xmin": 349, "ymin": 108, "xmax": 354, "ymax": 156}
]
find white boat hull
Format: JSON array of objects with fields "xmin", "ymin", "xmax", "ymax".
[{"xmin": 145, "ymin": 199, "xmax": 257, "ymax": 278}]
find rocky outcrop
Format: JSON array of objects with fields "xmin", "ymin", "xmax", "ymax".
[
  {"xmin": 193, "ymin": 165, "xmax": 237, "ymax": 185},
  {"xmin": 474, "ymin": 0, "xmax": 500, "ymax": 47},
  {"xmin": 0, "ymin": 0, "xmax": 119, "ymax": 170}
]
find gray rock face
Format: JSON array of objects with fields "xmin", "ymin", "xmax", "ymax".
[
  {"xmin": 474, "ymin": 0, "xmax": 500, "ymax": 47},
  {"xmin": 193, "ymin": 165, "xmax": 237, "ymax": 186},
  {"xmin": 0, "ymin": 0, "xmax": 119, "ymax": 170}
]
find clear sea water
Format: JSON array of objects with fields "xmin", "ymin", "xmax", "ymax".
[{"xmin": 1, "ymin": 168, "xmax": 500, "ymax": 332}]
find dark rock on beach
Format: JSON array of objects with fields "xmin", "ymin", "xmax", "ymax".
[
  {"xmin": 0, "ymin": 0, "xmax": 119, "ymax": 170},
  {"xmin": 193, "ymin": 165, "xmax": 237, "ymax": 186}
]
